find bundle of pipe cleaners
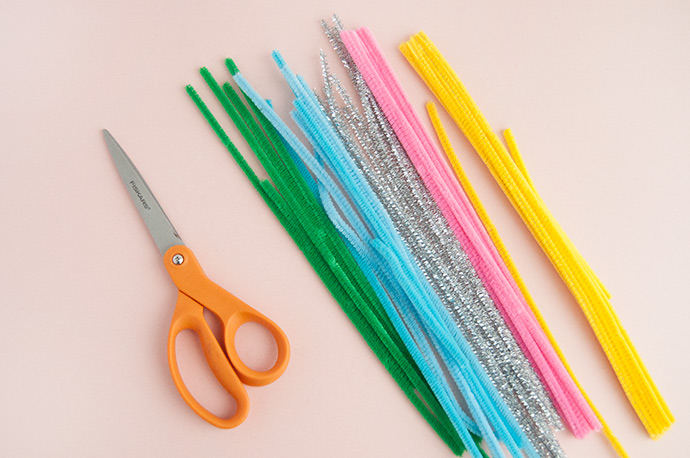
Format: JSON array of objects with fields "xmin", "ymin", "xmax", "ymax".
[{"xmin": 187, "ymin": 15, "xmax": 672, "ymax": 457}]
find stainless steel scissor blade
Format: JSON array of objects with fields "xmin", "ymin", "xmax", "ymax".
[{"xmin": 103, "ymin": 129, "xmax": 184, "ymax": 254}]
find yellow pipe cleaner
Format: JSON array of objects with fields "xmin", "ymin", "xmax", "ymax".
[{"xmin": 402, "ymin": 31, "xmax": 673, "ymax": 446}]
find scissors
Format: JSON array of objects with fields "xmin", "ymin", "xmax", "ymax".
[{"xmin": 103, "ymin": 129, "xmax": 290, "ymax": 428}]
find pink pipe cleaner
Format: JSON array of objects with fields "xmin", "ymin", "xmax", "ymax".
[{"xmin": 341, "ymin": 26, "xmax": 600, "ymax": 438}]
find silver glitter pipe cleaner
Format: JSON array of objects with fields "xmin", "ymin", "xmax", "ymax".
[{"xmin": 318, "ymin": 16, "xmax": 566, "ymax": 458}]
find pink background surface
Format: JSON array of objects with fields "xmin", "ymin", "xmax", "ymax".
[{"xmin": 1, "ymin": 1, "xmax": 688, "ymax": 456}]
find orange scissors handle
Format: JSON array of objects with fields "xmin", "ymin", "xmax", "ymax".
[
  {"xmin": 167, "ymin": 293, "xmax": 250, "ymax": 428},
  {"xmin": 164, "ymin": 245, "xmax": 290, "ymax": 428}
]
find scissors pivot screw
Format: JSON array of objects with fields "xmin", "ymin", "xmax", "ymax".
[{"xmin": 172, "ymin": 254, "xmax": 185, "ymax": 265}]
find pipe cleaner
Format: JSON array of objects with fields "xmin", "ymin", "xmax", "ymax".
[
  {"xmin": 234, "ymin": 50, "xmax": 536, "ymax": 458},
  {"xmin": 400, "ymin": 30, "xmax": 673, "ymax": 451},
  {"xmin": 187, "ymin": 67, "xmax": 481, "ymax": 456}
]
